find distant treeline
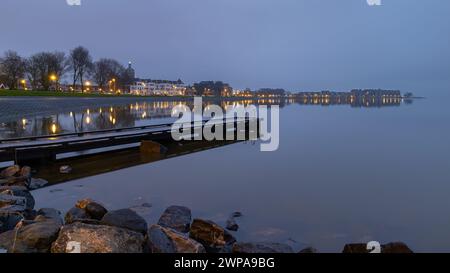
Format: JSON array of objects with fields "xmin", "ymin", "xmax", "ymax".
[{"xmin": 0, "ymin": 47, "xmax": 133, "ymax": 91}]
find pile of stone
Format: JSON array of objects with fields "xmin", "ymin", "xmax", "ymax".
[
  {"xmin": 0, "ymin": 198, "xmax": 414, "ymax": 253},
  {"xmin": 1, "ymin": 165, "xmax": 48, "ymax": 234},
  {"xmin": 0, "ymin": 165, "xmax": 414, "ymax": 254}
]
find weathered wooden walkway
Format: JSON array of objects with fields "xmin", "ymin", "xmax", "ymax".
[{"xmin": 0, "ymin": 118, "xmax": 257, "ymax": 164}]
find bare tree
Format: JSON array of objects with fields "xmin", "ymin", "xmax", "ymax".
[
  {"xmin": 68, "ymin": 46, "xmax": 93, "ymax": 91},
  {"xmin": 48, "ymin": 51, "xmax": 68, "ymax": 90},
  {"xmin": 0, "ymin": 50, "xmax": 26, "ymax": 90},
  {"xmin": 25, "ymin": 54, "xmax": 42, "ymax": 90},
  {"xmin": 26, "ymin": 52, "xmax": 67, "ymax": 90},
  {"xmin": 93, "ymin": 58, "xmax": 127, "ymax": 91},
  {"xmin": 92, "ymin": 58, "xmax": 111, "ymax": 90}
]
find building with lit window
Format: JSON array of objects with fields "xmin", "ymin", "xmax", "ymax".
[{"xmin": 129, "ymin": 79, "xmax": 186, "ymax": 96}]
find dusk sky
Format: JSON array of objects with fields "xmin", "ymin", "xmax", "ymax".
[{"xmin": 1, "ymin": 0, "xmax": 449, "ymax": 92}]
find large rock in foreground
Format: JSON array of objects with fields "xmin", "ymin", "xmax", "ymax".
[
  {"xmin": 101, "ymin": 209, "xmax": 148, "ymax": 234},
  {"xmin": 189, "ymin": 219, "xmax": 236, "ymax": 252},
  {"xmin": 232, "ymin": 242, "xmax": 294, "ymax": 253},
  {"xmin": 0, "ymin": 230, "xmax": 15, "ymax": 250},
  {"xmin": 148, "ymin": 224, "xmax": 205, "ymax": 253},
  {"xmin": 51, "ymin": 222, "xmax": 144, "ymax": 253},
  {"xmin": 157, "ymin": 206, "xmax": 191, "ymax": 233},
  {"xmin": 0, "ymin": 220, "xmax": 61, "ymax": 253}
]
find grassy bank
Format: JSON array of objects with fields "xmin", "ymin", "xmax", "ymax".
[{"xmin": 0, "ymin": 89, "xmax": 129, "ymax": 97}]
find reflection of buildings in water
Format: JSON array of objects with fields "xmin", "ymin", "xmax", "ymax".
[
  {"xmin": 295, "ymin": 90, "xmax": 403, "ymax": 107},
  {"xmin": 0, "ymin": 93, "xmax": 399, "ymax": 139}
]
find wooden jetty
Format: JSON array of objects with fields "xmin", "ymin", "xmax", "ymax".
[{"xmin": 0, "ymin": 118, "xmax": 258, "ymax": 165}]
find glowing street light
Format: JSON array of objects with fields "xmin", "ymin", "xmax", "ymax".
[
  {"xmin": 50, "ymin": 74, "xmax": 58, "ymax": 91},
  {"xmin": 20, "ymin": 79, "xmax": 27, "ymax": 90},
  {"xmin": 110, "ymin": 78, "xmax": 117, "ymax": 92}
]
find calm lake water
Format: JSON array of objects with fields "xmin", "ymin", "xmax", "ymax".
[{"xmin": 2, "ymin": 92, "xmax": 450, "ymax": 252}]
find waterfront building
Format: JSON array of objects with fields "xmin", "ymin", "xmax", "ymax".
[
  {"xmin": 129, "ymin": 79, "xmax": 186, "ymax": 96},
  {"xmin": 255, "ymin": 88, "xmax": 286, "ymax": 98},
  {"xmin": 232, "ymin": 88, "xmax": 254, "ymax": 97},
  {"xmin": 295, "ymin": 89, "xmax": 402, "ymax": 107}
]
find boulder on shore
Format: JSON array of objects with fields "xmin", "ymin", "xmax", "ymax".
[
  {"xmin": 0, "ymin": 219, "xmax": 61, "ymax": 253},
  {"xmin": 189, "ymin": 219, "xmax": 236, "ymax": 252},
  {"xmin": 0, "ymin": 165, "xmax": 21, "ymax": 178},
  {"xmin": 85, "ymin": 202, "xmax": 108, "ymax": 220},
  {"xmin": 51, "ymin": 222, "xmax": 144, "ymax": 253},
  {"xmin": 0, "ymin": 176, "xmax": 28, "ymax": 188},
  {"xmin": 36, "ymin": 208, "xmax": 63, "ymax": 225},
  {"xmin": 75, "ymin": 198, "xmax": 94, "ymax": 210},
  {"xmin": 19, "ymin": 166, "xmax": 32, "ymax": 181},
  {"xmin": 232, "ymin": 242, "xmax": 294, "ymax": 253},
  {"xmin": 73, "ymin": 199, "xmax": 108, "ymax": 220},
  {"xmin": 0, "ymin": 187, "xmax": 35, "ymax": 211},
  {"xmin": 65, "ymin": 207, "xmax": 91, "ymax": 224},
  {"xmin": 342, "ymin": 242, "xmax": 413, "ymax": 253},
  {"xmin": 101, "ymin": 209, "xmax": 148, "ymax": 234},
  {"xmin": 28, "ymin": 178, "xmax": 48, "ymax": 190},
  {"xmin": 0, "ymin": 230, "xmax": 15, "ymax": 250},
  {"xmin": 157, "ymin": 206, "xmax": 191, "ymax": 233},
  {"xmin": 299, "ymin": 247, "xmax": 318, "ymax": 253},
  {"xmin": 381, "ymin": 242, "xmax": 413, "ymax": 253},
  {"xmin": 148, "ymin": 224, "xmax": 205, "ymax": 253}
]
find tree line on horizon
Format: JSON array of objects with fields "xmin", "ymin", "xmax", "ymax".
[{"xmin": 0, "ymin": 46, "xmax": 133, "ymax": 91}]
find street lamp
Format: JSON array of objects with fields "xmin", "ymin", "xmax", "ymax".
[
  {"xmin": 49, "ymin": 74, "xmax": 58, "ymax": 91},
  {"xmin": 85, "ymin": 81, "xmax": 91, "ymax": 92},
  {"xmin": 112, "ymin": 78, "xmax": 116, "ymax": 93},
  {"xmin": 20, "ymin": 79, "xmax": 26, "ymax": 90}
]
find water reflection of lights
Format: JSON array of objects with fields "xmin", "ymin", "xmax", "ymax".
[
  {"xmin": 51, "ymin": 124, "xmax": 57, "ymax": 134},
  {"xmin": 86, "ymin": 116, "xmax": 91, "ymax": 124}
]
